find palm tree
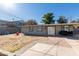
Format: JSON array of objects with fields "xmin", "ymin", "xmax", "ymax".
[
  {"xmin": 42, "ymin": 12, "xmax": 55, "ymax": 24},
  {"xmin": 57, "ymin": 16, "xmax": 68, "ymax": 23}
]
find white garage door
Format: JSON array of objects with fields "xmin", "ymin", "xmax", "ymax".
[{"xmin": 48, "ymin": 27, "xmax": 55, "ymax": 35}]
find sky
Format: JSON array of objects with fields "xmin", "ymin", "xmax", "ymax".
[{"xmin": 0, "ymin": 3, "xmax": 79, "ymax": 24}]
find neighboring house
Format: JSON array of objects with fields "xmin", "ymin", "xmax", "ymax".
[
  {"xmin": 73, "ymin": 27, "xmax": 79, "ymax": 38},
  {"xmin": 0, "ymin": 20, "xmax": 23, "ymax": 35},
  {"xmin": 21, "ymin": 23, "xmax": 79, "ymax": 36}
]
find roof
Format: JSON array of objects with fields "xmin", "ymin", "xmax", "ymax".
[{"xmin": 22, "ymin": 23, "xmax": 79, "ymax": 27}]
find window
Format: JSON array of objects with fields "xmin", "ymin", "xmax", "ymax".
[
  {"xmin": 29, "ymin": 26, "xmax": 33, "ymax": 32},
  {"xmin": 64, "ymin": 26, "xmax": 69, "ymax": 31},
  {"xmin": 37, "ymin": 27, "xmax": 42, "ymax": 32}
]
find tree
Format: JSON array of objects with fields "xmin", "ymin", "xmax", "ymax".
[
  {"xmin": 57, "ymin": 16, "xmax": 68, "ymax": 23},
  {"xmin": 71, "ymin": 20, "xmax": 77, "ymax": 23},
  {"xmin": 25, "ymin": 19, "xmax": 37, "ymax": 25},
  {"xmin": 42, "ymin": 12, "xmax": 55, "ymax": 24},
  {"xmin": 71, "ymin": 19, "xmax": 79, "ymax": 23}
]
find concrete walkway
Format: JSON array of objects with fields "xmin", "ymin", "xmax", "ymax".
[{"xmin": 21, "ymin": 37, "xmax": 79, "ymax": 56}]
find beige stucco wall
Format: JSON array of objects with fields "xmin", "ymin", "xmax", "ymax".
[
  {"xmin": 21, "ymin": 26, "xmax": 48, "ymax": 35},
  {"xmin": 21, "ymin": 24, "xmax": 76, "ymax": 36},
  {"xmin": 21, "ymin": 26, "xmax": 29, "ymax": 33},
  {"xmin": 55, "ymin": 26, "xmax": 62, "ymax": 35},
  {"xmin": 22, "ymin": 25, "xmax": 64, "ymax": 36}
]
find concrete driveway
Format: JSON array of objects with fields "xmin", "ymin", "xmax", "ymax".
[{"xmin": 21, "ymin": 36, "xmax": 79, "ymax": 56}]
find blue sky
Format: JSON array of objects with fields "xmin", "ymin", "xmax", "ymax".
[{"xmin": 0, "ymin": 3, "xmax": 79, "ymax": 24}]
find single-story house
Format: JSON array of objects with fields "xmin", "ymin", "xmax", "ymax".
[
  {"xmin": 21, "ymin": 23, "xmax": 79, "ymax": 36},
  {"xmin": 0, "ymin": 20, "xmax": 22, "ymax": 35},
  {"xmin": 0, "ymin": 25, "xmax": 19, "ymax": 35}
]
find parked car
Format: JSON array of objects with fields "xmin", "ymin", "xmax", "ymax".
[{"xmin": 59, "ymin": 30, "xmax": 73, "ymax": 36}]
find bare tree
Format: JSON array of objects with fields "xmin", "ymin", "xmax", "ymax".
[{"xmin": 25, "ymin": 19, "xmax": 37, "ymax": 25}]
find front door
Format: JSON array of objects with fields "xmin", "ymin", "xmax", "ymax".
[{"xmin": 48, "ymin": 27, "xmax": 55, "ymax": 35}]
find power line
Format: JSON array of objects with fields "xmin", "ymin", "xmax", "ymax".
[{"xmin": 0, "ymin": 9, "xmax": 24, "ymax": 21}]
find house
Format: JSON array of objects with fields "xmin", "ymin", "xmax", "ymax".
[
  {"xmin": 0, "ymin": 20, "xmax": 23, "ymax": 35},
  {"xmin": 21, "ymin": 23, "xmax": 79, "ymax": 36}
]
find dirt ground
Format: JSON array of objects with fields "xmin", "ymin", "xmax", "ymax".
[
  {"xmin": 0, "ymin": 33, "xmax": 72, "ymax": 53},
  {"xmin": 0, "ymin": 33, "xmax": 35, "ymax": 52}
]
